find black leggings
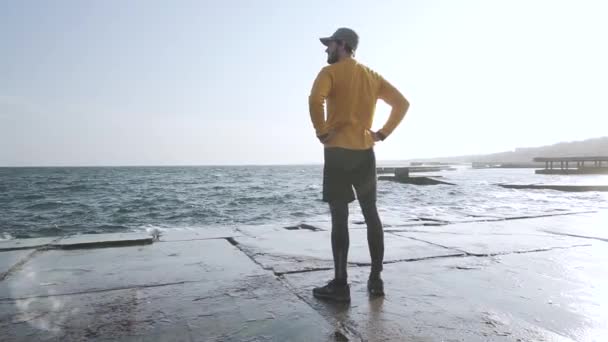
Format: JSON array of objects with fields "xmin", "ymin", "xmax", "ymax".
[{"xmin": 330, "ymin": 195, "xmax": 384, "ymax": 281}]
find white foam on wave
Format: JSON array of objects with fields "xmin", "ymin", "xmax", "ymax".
[{"xmin": 1, "ymin": 232, "xmax": 14, "ymax": 241}]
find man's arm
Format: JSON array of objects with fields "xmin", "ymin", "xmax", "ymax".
[
  {"xmin": 308, "ymin": 68, "xmax": 332, "ymax": 140},
  {"xmin": 376, "ymin": 77, "xmax": 409, "ymax": 140}
]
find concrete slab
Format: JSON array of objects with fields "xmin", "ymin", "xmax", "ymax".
[
  {"xmin": 0, "ymin": 239, "xmax": 267, "ymax": 300},
  {"xmin": 233, "ymin": 228, "xmax": 463, "ymax": 274},
  {"xmin": 284, "ymin": 245, "xmax": 608, "ymax": 341},
  {"xmin": 381, "ymin": 211, "xmax": 603, "ymax": 235},
  {"xmin": 386, "ymin": 212, "xmax": 606, "ymax": 256},
  {"xmin": 534, "ymin": 210, "xmax": 608, "ymax": 242},
  {"xmin": 52, "ymin": 233, "xmax": 153, "ymax": 249},
  {"xmin": 0, "ymin": 274, "xmax": 336, "ymax": 341},
  {"xmin": 393, "ymin": 230, "xmax": 590, "ymax": 256},
  {"xmin": 0, "ymin": 250, "xmax": 34, "ymax": 280},
  {"xmin": 0, "ymin": 237, "xmax": 58, "ymax": 251},
  {"xmin": 390, "ymin": 211, "xmax": 605, "ymax": 236},
  {"xmin": 159, "ymin": 226, "xmax": 241, "ymax": 242}
]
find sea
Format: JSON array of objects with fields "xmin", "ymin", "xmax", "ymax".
[{"xmin": 1, "ymin": 166, "xmax": 607, "ymax": 240}]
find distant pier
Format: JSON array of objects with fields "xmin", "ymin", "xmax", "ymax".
[
  {"xmin": 377, "ymin": 165, "xmax": 455, "ymax": 174},
  {"xmin": 498, "ymin": 184, "xmax": 608, "ymax": 192},
  {"xmin": 376, "ymin": 167, "xmax": 454, "ymax": 185},
  {"xmin": 533, "ymin": 156, "xmax": 608, "ymax": 175},
  {"xmin": 471, "ymin": 162, "xmax": 544, "ymax": 169}
]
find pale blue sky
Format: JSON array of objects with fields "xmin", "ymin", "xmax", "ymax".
[{"xmin": 1, "ymin": 0, "xmax": 607, "ymax": 166}]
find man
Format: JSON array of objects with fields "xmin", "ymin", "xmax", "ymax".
[{"xmin": 308, "ymin": 28, "xmax": 409, "ymax": 302}]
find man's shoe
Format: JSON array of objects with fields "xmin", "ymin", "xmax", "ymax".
[
  {"xmin": 312, "ymin": 279, "xmax": 351, "ymax": 302},
  {"xmin": 367, "ymin": 277, "xmax": 385, "ymax": 297}
]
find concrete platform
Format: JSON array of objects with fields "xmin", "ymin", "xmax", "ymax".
[{"xmin": 1, "ymin": 212, "xmax": 607, "ymax": 341}]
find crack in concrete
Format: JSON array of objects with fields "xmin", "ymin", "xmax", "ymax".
[
  {"xmin": 388, "ymin": 230, "xmax": 552, "ymax": 237},
  {"xmin": 274, "ymin": 267, "xmax": 334, "ymax": 276},
  {"xmin": 398, "ymin": 235, "xmax": 469, "ymax": 254},
  {"xmin": 275, "ymin": 276, "xmax": 363, "ymax": 342},
  {"xmin": 225, "ymin": 237, "xmax": 239, "ymax": 246},
  {"xmin": 498, "ymin": 211, "xmax": 597, "ymax": 221},
  {"xmin": 223, "ymin": 234, "xmax": 593, "ymax": 280},
  {"xmin": 396, "ymin": 210, "xmax": 598, "ymax": 227},
  {"xmin": 0, "ymin": 280, "xmax": 199, "ymax": 302},
  {"xmin": 270, "ymin": 253, "xmax": 468, "ymax": 277},
  {"xmin": 283, "ymin": 224, "xmax": 325, "ymax": 232},
  {"xmin": 542, "ymin": 231, "xmax": 608, "ymax": 243},
  {"xmin": 381, "ymin": 253, "xmax": 469, "ymax": 265},
  {"xmin": 336, "ymin": 321, "xmax": 365, "ymax": 342},
  {"xmin": 224, "ymin": 238, "xmax": 274, "ymax": 273},
  {"xmin": 398, "ymin": 235, "xmax": 592, "ymax": 258},
  {"xmin": 0, "ymin": 249, "xmax": 41, "ymax": 282},
  {"xmin": 469, "ymin": 244, "xmax": 592, "ymax": 257}
]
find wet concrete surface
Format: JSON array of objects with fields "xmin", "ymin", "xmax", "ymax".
[
  {"xmin": 283, "ymin": 244, "xmax": 608, "ymax": 341},
  {"xmin": 0, "ymin": 237, "xmax": 59, "ymax": 252},
  {"xmin": 1, "ymin": 211, "xmax": 607, "ymax": 341},
  {"xmin": 0, "ymin": 274, "xmax": 336, "ymax": 341},
  {"xmin": 0, "ymin": 239, "xmax": 266, "ymax": 300}
]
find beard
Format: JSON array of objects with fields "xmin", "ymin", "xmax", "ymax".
[{"xmin": 327, "ymin": 50, "xmax": 339, "ymax": 64}]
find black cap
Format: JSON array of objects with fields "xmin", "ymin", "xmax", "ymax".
[{"xmin": 320, "ymin": 27, "xmax": 359, "ymax": 51}]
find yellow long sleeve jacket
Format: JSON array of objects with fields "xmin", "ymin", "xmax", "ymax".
[{"xmin": 309, "ymin": 57, "xmax": 409, "ymax": 150}]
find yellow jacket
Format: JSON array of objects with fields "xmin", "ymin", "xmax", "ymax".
[{"xmin": 309, "ymin": 57, "xmax": 409, "ymax": 150}]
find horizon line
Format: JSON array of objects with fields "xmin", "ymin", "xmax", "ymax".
[{"xmin": 0, "ymin": 158, "xmax": 462, "ymax": 168}]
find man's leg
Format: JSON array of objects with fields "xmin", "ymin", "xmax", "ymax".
[
  {"xmin": 359, "ymin": 195, "xmax": 384, "ymax": 279},
  {"xmin": 352, "ymin": 148, "xmax": 385, "ymax": 296},
  {"xmin": 330, "ymin": 201, "xmax": 350, "ymax": 283},
  {"xmin": 313, "ymin": 148, "xmax": 354, "ymax": 302},
  {"xmin": 312, "ymin": 200, "xmax": 351, "ymax": 302}
]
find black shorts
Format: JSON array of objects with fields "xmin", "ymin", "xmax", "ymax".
[{"xmin": 323, "ymin": 147, "xmax": 377, "ymax": 203}]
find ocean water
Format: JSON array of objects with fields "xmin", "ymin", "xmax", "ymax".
[{"xmin": 1, "ymin": 166, "xmax": 607, "ymax": 239}]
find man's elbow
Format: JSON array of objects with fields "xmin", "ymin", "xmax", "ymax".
[
  {"xmin": 308, "ymin": 95, "xmax": 313, "ymax": 107},
  {"xmin": 396, "ymin": 95, "xmax": 409, "ymax": 116}
]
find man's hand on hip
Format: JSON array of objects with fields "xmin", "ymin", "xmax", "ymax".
[
  {"xmin": 368, "ymin": 130, "xmax": 386, "ymax": 142},
  {"xmin": 318, "ymin": 130, "xmax": 337, "ymax": 144}
]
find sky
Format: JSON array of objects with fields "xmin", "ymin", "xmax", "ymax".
[{"xmin": 1, "ymin": 0, "xmax": 607, "ymax": 166}]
